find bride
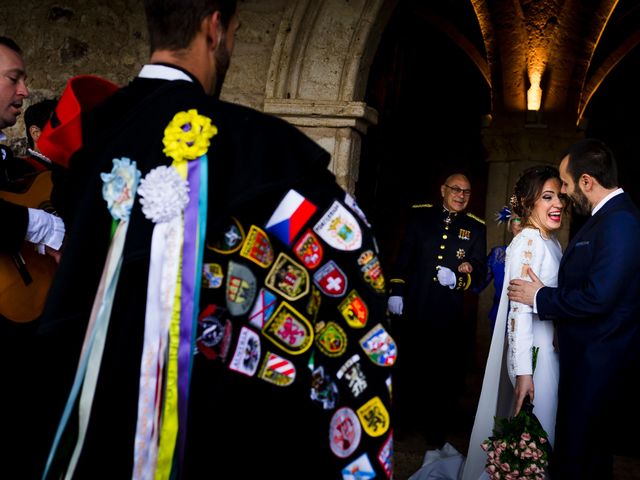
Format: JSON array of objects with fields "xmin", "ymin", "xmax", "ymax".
[{"xmin": 462, "ymin": 165, "xmax": 565, "ymax": 479}]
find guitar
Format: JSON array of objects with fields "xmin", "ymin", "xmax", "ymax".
[{"xmin": 0, "ymin": 171, "xmax": 58, "ymax": 323}]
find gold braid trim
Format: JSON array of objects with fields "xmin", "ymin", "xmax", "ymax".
[
  {"xmin": 411, "ymin": 203, "xmax": 433, "ymax": 208},
  {"xmin": 466, "ymin": 212, "xmax": 485, "ymax": 224}
]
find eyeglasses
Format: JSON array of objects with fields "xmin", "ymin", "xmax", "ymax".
[{"xmin": 444, "ymin": 184, "xmax": 471, "ymax": 197}]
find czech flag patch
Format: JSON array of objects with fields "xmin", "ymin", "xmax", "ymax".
[{"xmin": 265, "ymin": 190, "xmax": 317, "ymax": 246}]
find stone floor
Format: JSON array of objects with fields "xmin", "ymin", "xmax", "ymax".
[{"xmin": 394, "ymin": 371, "xmax": 640, "ymax": 480}]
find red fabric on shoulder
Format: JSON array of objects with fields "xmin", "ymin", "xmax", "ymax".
[{"xmin": 37, "ymin": 75, "xmax": 119, "ymax": 168}]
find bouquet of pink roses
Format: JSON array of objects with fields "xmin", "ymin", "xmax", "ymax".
[{"xmin": 481, "ymin": 397, "xmax": 551, "ymax": 479}]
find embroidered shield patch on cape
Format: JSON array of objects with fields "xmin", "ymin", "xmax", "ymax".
[
  {"xmin": 229, "ymin": 326, "xmax": 261, "ymax": 376},
  {"xmin": 262, "ymin": 302, "xmax": 313, "ymax": 355},
  {"xmin": 357, "ymin": 250, "xmax": 385, "ymax": 293},
  {"xmin": 336, "ymin": 354, "xmax": 368, "ymax": 399},
  {"xmin": 356, "ymin": 396, "xmax": 390, "ymax": 437},
  {"xmin": 265, "ymin": 253, "xmax": 310, "ymax": 301},
  {"xmin": 310, "ymin": 365, "xmax": 339, "ymax": 410},
  {"xmin": 258, "ymin": 351, "xmax": 296, "ymax": 387},
  {"xmin": 315, "ymin": 321, "xmax": 348, "ymax": 357},
  {"xmin": 313, "ymin": 260, "xmax": 348, "ymax": 297},
  {"xmin": 293, "ymin": 229, "xmax": 323, "ymax": 269},
  {"xmin": 329, "ymin": 407, "xmax": 362, "ymax": 458},
  {"xmin": 225, "ymin": 261, "xmax": 257, "ymax": 316},
  {"xmin": 359, "ymin": 324, "xmax": 397, "ymax": 366},
  {"xmin": 339, "ymin": 290, "xmax": 368, "ymax": 328},
  {"xmin": 207, "ymin": 217, "xmax": 245, "ymax": 254},
  {"xmin": 247, "ymin": 288, "xmax": 277, "ymax": 329},
  {"xmin": 202, "ymin": 263, "xmax": 224, "ymax": 289},
  {"xmin": 314, "ymin": 201, "xmax": 362, "ymax": 251},
  {"xmin": 240, "ymin": 225, "xmax": 274, "ymax": 268},
  {"xmin": 342, "ymin": 453, "xmax": 375, "ymax": 480}
]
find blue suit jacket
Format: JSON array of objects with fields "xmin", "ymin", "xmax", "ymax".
[
  {"xmin": 538, "ymin": 192, "xmax": 640, "ymax": 379},
  {"xmin": 537, "ymin": 192, "xmax": 640, "ymax": 474}
]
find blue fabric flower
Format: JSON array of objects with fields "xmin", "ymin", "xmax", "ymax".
[
  {"xmin": 101, "ymin": 157, "xmax": 141, "ymax": 221},
  {"xmin": 495, "ymin": 205, "xmax": 512, "ymax": 224}
]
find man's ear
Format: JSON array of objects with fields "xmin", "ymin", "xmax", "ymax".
[
  {"xmin": 581, "ymin": 174, "xmax": 595, "ymax": 192},
  {"xmin": 203, "ymin": 11, "xmax": 223, "ymax": 50},
  {"xmin": 29, "ymin": 125, "xmax": 41, "ymax": 143},
  {"xmin": 440, "ymin": 185, "xmax": 446, "ymax": 198}
]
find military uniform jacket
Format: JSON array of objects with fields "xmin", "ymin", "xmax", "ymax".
[
  {"xmin": 389, "ymin": 204, "xmax": 486, "ymax": 328},
  {"xmin": 40, "ymin": 70, "xmax": 394, "ymax": 479}
]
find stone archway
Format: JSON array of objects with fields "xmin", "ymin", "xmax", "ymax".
[{"xmin": 263, "ymin": 0, "xmax": 398, "ymax": 192}]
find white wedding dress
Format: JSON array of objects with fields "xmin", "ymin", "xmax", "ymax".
[{"xmin": 462, "ymin": 227, "xmax": 561, "ymax": 480}]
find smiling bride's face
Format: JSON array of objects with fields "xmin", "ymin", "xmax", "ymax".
[{"xmin": 529, "ymin": 178, "xmax": 565, "ymax": 237}]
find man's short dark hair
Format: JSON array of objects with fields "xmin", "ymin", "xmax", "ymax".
[
  {"xmin": 0, "ymin": 36, "xmax": 22, "ymax": 54},
  {"xmin": 565, "ymin": 138, "xmax": 618, "ymax": 189},
  {"xmin": 25, "ymin": 99, "xmax": 57, "ymax": 148},
  {"xmin": 144, "ymin": 0, "xmax": 237, "ymax": 52}
]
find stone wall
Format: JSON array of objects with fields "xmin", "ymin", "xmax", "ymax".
[
  {"xmin": 1, "ymin": 0, "xmax": 390, "ymax": 194},
  {"xmin": 0, "ymin": 0, "xmax": 289, "ymax": 152}
]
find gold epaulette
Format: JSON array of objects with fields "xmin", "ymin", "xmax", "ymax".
[
  {"xmin": 466, "ymin": 212, "xmax": 485, "ymax": 224},
  {"xmin": 411, "ymin": 203, "xmax": 433, "ymax": 209}
]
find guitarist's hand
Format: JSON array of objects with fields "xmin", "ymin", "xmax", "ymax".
[{"xmin": 45, "ymin": 245, "xmax": 62, "ymax": 264}]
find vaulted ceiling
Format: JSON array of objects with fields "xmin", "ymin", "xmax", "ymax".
[{"xmin": 409, "ymin": 0, "xmax": 640, "ymax": 128}]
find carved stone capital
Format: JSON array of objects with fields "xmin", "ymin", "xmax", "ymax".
[
  {"xmin": 481, "ymin": 126, "xmax": 582, "ymax": 164},
  {"xmin": 263, "ymin": 98, "xmax": 378, "ymax": 134}
]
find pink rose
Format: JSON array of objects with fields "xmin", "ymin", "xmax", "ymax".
[
  {"xmin": 500, "ymin": 462, "xmax": 511, "ymax": 472},
  {"xmin": 520, "ymin": 432, "xmax": 531, "ymax": 441},
  {"xmin": 539, "ymin": 437, "xmax": 547, "ymax": 444}
]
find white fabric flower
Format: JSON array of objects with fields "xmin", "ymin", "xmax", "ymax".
[
  {"xmin": 138, "ymin": 165, "xmax": 190, "ymax": 223},
  {"xmin": 101, "ymin": 157, "xmax": 141, "ymax": 221}
]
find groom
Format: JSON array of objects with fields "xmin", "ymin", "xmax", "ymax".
[{"xmin": 507, "ymin": 138, "xmax": 640, "ymax": 479}]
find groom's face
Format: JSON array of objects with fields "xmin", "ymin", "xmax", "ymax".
[{"xmin": 559, "ymin": 156, "xmax": 591, "ymax": 216}]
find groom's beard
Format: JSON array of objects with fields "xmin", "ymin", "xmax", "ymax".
[
  {"xmin": 568, "ymin": 187, "xmax": 591, "ymax": 216},
  {"xmin": 212, "ymin": 35, "xmax": 231, "ymax": 99}
]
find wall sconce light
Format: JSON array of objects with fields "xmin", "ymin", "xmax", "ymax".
[
  {"xmin": 526, "ymin": 72, "xmax": 545, "ymax": 126},
  {"xmin": 527, "ymin": 84, "xmax": 542, "ymax": 111}
]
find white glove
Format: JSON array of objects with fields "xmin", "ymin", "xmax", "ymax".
[
  {"xmin": 437, "ymin": 266, "xmax": 456, "ymax": 289},
  {"xmin": 387, "ymin": 295, "xmax": 404, "ymax": 315}
]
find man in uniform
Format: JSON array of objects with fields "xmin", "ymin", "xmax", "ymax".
[{"xmin": 388, "ymin": 172, "xmax": 486, "ymax": 443}]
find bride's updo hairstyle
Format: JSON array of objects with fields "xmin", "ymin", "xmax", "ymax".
[{"xmin": 509, "ymin": 165, "xmax": 561, "ymax": 222}]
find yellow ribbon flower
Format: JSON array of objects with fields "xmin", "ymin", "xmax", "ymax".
[{"xmin": 162, "ymin": 109, "xmax": 218, "ymax": 164}]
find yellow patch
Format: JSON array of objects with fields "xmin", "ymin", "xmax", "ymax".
[
  {"xmin": 339, "ymin": 290, "xmax": 368, "ymax": 328},
  {"xmin": 411, "ymin": 203, "xmax": 433, "ymax": 208},
  {"xmin": 356, "ymin": 396, "xmax": 390, "ymax": 437}
]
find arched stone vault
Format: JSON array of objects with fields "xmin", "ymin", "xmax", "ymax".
[
  {"xmin": 258, "ymin": 0, "xmax": 640, "ymax": 346},
  {"xmin": 1, "ymin": 0, "xmax": 638, "ymax": 230},
  {"xmin": 263, "ymin": 0, "xmax": 397, "ymax": 192}
]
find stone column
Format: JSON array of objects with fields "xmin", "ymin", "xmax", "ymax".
[{"xmin": 474, "ymin": 117, "xmax": 582, "ymax": 359}]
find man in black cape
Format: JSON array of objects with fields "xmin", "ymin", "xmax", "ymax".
[{"xmin": 37, "ymin": 1, "xmax": 395, "ymax": 479}]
